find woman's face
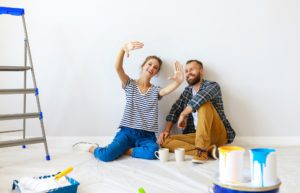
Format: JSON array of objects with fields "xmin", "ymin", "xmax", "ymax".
[{"xmin": 141, "ymin": 58, "xmax": 161, "ymax": 78}]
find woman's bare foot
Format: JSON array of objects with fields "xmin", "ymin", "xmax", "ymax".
[
  {"xmin": 125, "ymin": 148, "xmax": 133, "ymax": 156},
  {"xmin": 89, "ymin": 146, "xmax": 96, "ymax": 153}
]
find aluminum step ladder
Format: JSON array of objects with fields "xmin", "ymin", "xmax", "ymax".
[{"xmin": 0, "ymin": 6, "xmax": 50, "ymax": 160}]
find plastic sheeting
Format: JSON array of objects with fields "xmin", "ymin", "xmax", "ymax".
[{"xmin": 0, "ymin": 137, "xmax": 299, "ymax": 193}]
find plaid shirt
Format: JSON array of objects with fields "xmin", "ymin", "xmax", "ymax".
[{"xmin": 166, "ymin": 79, "xmax": 235, "ymax": 143}]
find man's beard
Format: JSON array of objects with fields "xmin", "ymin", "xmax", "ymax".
[{"xmin": 186, "ymin": 74, "xmax": 201, "ymax": 86}]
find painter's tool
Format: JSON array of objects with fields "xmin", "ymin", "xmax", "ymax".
[
  {"xmin": 55, "ymin": 166, "xmax": 74, "ymax": 180},
  {"xmin": 13, "ymin": 173, "xmax": 80, "ymax": 193},
  {"xmin": 138, "ymin": 187, "xmax": 146, "ymax": 193}
]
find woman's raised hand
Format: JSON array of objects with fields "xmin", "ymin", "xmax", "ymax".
[
  {"xmin": 168, "ymin": 61, "xmax": 184, "ymax": 84},
  {"xmin": 122, "ymin": 41, "xmax": 144, "ymax": 57}
]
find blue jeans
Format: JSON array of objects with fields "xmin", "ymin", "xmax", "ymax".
[{"xmin": 94, "ymin": 127, "xmax": 159, "ymax": 162}]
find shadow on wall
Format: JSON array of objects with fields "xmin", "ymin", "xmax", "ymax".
[{"xmin": 205, "ymin": 64, "xmax": 260, "ymax": 137}]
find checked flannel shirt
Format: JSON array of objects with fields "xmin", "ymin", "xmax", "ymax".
[{"xmin": 166, "ymin": 79, "xmax": 236, "ymax": 143}]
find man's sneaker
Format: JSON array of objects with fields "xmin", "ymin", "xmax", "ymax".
[
  {"xmin": 208, "ymin": 144, "xmax": 219, "ymax": 160},
  {"xmin": 72, "ymin": 142, "xmax": 99, "ymax": 152},
  {"xmin": 192, "ymin": 148, "xmax": 208, "ymax": 164}
]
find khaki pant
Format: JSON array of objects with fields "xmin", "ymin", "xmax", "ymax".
[{"xmin": 161, "ymin": 102, "xmax": 228, "ymax": 156}]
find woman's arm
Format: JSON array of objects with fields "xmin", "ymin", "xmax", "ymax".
[
  {"xmin": 115, "ymin": 49, "xmax": 129, "ymax": 86},
  {"xmin": 159, "ymin": 61, "xmax": 184, "ymax": 97},
  {"xmin": 115, "ymin": 41, "xmax": 144, "ymax": 86}
]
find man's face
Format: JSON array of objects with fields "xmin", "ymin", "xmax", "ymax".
[{"xmin": 185, "ymin": 62, "xmax": 202, "ymax": 86}]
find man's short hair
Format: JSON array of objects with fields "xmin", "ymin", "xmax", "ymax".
[{"xmin": 186, "ymin": 59, "xmax": 203, "ymax": 68}]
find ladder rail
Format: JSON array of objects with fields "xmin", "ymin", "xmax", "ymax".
[
  {"xmin": 21, "ymin": 15, "xmax": 50, "ymax": 158},
  {"xmin": 23, "ymin": 35, "xmax": 27, "ymax": 145}
]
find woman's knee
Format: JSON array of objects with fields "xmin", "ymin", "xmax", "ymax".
[
  {"xmin": 143, "ymin": 143, "xmax": 159, "ymax": 160},
  {"xmin": 133, "ymin": 143, "xmax": 159, "ymax": 160}
]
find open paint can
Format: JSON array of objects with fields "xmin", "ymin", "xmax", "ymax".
[
  {"xmin": 250, "ymin": 148, "xmax": 277, "ymax": 187},
  {"xmin": 218, "ymin": 146, "xmax": 245, "ymax": 183}
]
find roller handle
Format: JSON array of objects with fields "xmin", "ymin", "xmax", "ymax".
[{"xmin": 54, "ymin": 167, "xmax": 74, "ymax": 180}]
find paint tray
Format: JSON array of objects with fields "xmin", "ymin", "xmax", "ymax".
[{"xmin": 12, "ymin": 174, "xmax": 80, "ymax": 193}]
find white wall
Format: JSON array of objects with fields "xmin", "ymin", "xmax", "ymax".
[{"xmin": 0, "ymin": 0, "xmax": 299, "ymax": 137}]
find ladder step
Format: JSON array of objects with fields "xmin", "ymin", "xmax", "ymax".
[
  {"xmin": 0, "ymin": 129, "xmax": 23, "ymax": 134},
  {"xmin": 0, "ymin": 137, "xmax": 45, "ymax": 148},
  {"xmin": 0, "ymin": 112, "xmax": 41, "ymax": 121},
  {"xmin": 0, "ymin": 66, "xmax": 31, "ymax": 71},
  {"xmin": 0, "ymin": 88, "xmax": 35, "ymax": 94}
]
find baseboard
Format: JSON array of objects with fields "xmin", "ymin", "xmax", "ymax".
[
  {"xmin": 1, "ymin": 136, "xmax": 300, "ymax": 147},
  {"xmin": 232, "ymin": 136, "xmax": 300, "ymax": 147}
]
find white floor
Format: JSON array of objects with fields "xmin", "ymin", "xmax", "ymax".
[{"xmin": 0, "ymin": 137, "xmax": 299, "ymax": 193}]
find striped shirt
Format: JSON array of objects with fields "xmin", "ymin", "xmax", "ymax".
[
  {"xmin": 119, "ymin": 79, "xmax": 161, "ymax": 133},
  {"xmin": 166, "ymin": 79, "xmax": 236, "ymax": 143}
]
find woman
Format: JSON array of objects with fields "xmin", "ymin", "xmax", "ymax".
[{"xmin": 74, "ymin": 41, "xmax": 183, "ymax": 162}]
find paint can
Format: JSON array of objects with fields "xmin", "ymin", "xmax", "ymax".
[
  {"xmin": 209, "ymin": 175, "xmax": 281, "ymax": 193},
  {"xmin": 218, "ymin": 146, "xmax": 245, "ymax": 183},
  {"xmin": 250, "ymin": 148, "xmax": 277, "ymax": 187}
]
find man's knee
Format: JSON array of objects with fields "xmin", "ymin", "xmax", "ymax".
[{"xmin": 198, "ymin": 102, "xmax": 213, "ymax": 114}]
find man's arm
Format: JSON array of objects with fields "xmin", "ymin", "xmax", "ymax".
[
  {"xmin": 177, "ymin": 82, "xmax": 220, "ymax": 128},
  {"xmin": 177, "ymin": 105, "xmax": 193, "ymax": 129},
  {"xmin": 158, "ymin": 121, "xmax": 173, "ymax": 144},
  {"xmin": 188, "ymin": 82, "xmax": 220, "ymax": 112},
  {"xmin": 166, "ymin": 87, "xmax": 190, "ymax": 123}
]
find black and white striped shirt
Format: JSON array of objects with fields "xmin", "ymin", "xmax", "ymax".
[{"xmin": 120, "ymin": 79, "xmax": 161, "ymax": 133}]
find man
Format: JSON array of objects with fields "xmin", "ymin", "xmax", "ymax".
[{"xmin": 158, "ymin": 60, "xmax": 235, "ymax": 163}]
